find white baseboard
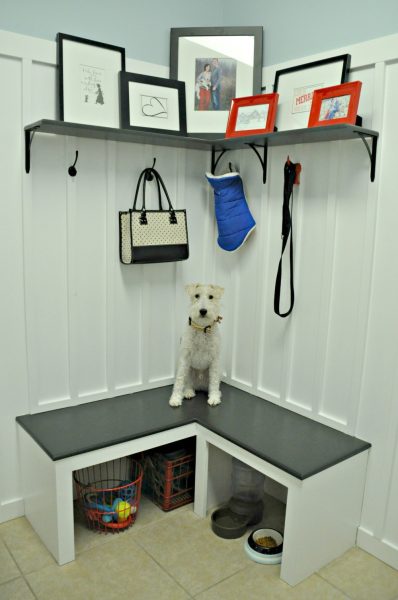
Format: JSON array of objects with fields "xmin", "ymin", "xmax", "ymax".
[
  {"xmin": 0, "ymin": 497, "xmax": 24, "ymax": 523},
  {"xmin": 357, "ymin": 527, "xmax": 398, "ymax": 570}
]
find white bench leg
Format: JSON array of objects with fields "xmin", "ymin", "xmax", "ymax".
[
  {"xmin": 18, "ymin": 427, "xmax": 75, "ymax": 564},
  {"xmin": 193, "ymin": 434, "xmax": 209, "ymax": 517},
  {"xmin": 55, "ymin": 461, "xmax": 75, "ymax": 565},
  {"xmin": 280, "ymin": 450, "xmax": 369, "ymax": 586}
]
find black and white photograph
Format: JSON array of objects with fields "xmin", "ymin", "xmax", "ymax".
[
  {"xmin": 119, "ymin": 71, "xmax": 187, "ymax": 135},
  {"xmin": 57, "ymin": 33, "xmax": 125, "ymax": 127}
]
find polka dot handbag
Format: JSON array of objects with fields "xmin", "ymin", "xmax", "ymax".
[{"xmin": 119, "ymin": 166, "xmax": 189, "ymax": 264}]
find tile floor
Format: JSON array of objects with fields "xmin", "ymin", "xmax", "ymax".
[{"xmin": 1, "ymin": 498, "xmax": 398, "ymax": 600}]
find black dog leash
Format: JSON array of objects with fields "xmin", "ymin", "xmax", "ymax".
[{"xmin": 274, "ymin": 158, "xmax": 301, "ymax": 318}]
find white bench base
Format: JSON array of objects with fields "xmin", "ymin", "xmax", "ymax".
[{"xmin": 18, "ymin": 423, "xmax": 369, "ymax": 586}]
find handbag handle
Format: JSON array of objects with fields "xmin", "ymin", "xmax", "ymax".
[{"xmin": 132, "ymin": 167, "xmax": 175, "ymax": 213}]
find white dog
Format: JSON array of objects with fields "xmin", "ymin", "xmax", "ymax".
[{"xmin": 169, "ymin": 283, "xmax": 224, "ymax": 407}]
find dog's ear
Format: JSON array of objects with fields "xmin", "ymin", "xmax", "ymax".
[
  {"xmin": 210, "ymin": 285, "xmax": 224, "ymax": 299},
  {"xmin": 185, "ymin": 283, "xmax": 200, "ymax": 297}
]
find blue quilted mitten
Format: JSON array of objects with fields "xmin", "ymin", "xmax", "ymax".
[{"xmin": 206, "ymin": 172, "xmax": 256, "ymax": 252}]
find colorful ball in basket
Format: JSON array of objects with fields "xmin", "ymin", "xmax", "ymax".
[
  {"xmin": 112, "ymin": 498, "xmax": 132, "ymax": 522},
  {"xmin": 118, "ymin": 481, "xmax": 136, "ymax": 503}
]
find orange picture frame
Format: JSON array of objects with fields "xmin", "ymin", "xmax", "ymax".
[
  {"xmin": 308, "ymin": 81, "xmax": 362, "ymax": 128},
  {"xmin": 225, "ymin": 93, "xmax": 279, "ymax": 138}
]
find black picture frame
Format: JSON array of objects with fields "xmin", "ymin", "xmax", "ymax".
[
  {"xmin": 57, "ymin": 33, "xmax": 126, "ymax": 127},
  {"xmin": 273, "ymin": 54, "xmax": 351, "ymax": 131},
  {"xmin": 119, "ymin": 72, "xmax": 187, "ymax": 136},
  {"xmin": 170, "ymin": 26, "xmax": 263, "ymax": 137}
]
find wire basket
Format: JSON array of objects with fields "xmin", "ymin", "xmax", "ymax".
[
  {"xmin": 142, "ymin": 441, "xmax": 195, "ymax": 511},
  {"xmin": 74, "ymin": 457, "xmax": 143, "ymax": 533}
]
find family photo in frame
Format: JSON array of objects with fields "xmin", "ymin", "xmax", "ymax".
[
  {"xmin": 194, "ymin": 57, "xmax": 236, "ymax": 112},
  {"xmin": 170, "ymin": 26, "xmax": 263, "ymax": 136},
  {"xmin": 308, "ymin": 81, "xmax": 362, "ymax": 128}
]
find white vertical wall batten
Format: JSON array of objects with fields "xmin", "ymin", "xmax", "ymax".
[
  {"xmin": 173, "ymin": 147, "xmax": 187, "ymax": 367},
  {"xmin": 21, "ymin": 56, "xmax": 37, "ymax": 414},
  {"xmin": 65, "ymin": 136, "xmax": 78, "ymax": 407},
  {"xmin": 285, "ymin": 143, "xmax": 326, "ymax": 414},
  {"xmin": 0, "ymin": 53, "xmax": 29, "ymax": 521},
  {"xmin": 74, "ymin": 138, "xmax": 108, "ymax": 400},
  {"xmin": 114, "ymin": 143, "xmax": 147, "ymax": 391},
  {"xmin": 105, "ymin": 141, "xmax": 117, "ymax": 396},
  {"xmin": 229, "ymin": 150, "xmax": 261, "ymax": 389},
  {"xmin": 356, "ymin": 59, "xmax": 398, "ymax": 559},
  {"xmin": 314, "ymin": 145, "xmax": 339, "ymax": 420},
  {"xmin": 252, "ymin": 149, "xmax": 273, "ymax": 392},
  {"xmin": 31, "ymin": 126, "xmax": 70, "ymax": 409},
  {"xmin": 256, "ymin": 148, "xmax": 289, "ymax": 402},
  {"xmin": 347, "ymin": 62, "xmax": 385, "ymax": 432}
]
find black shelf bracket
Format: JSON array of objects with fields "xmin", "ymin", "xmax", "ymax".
[
  {"xmin": 211, "ymin": 147, "xmax": 229, "ymax": 175},
  {"xmin": 25, "ymin": 127, "xmax": 38, "ymax": 174},
  {"xmin": 247, "ymin": 142, "xmax": 268, "ymax": 184},
  {"xmin": 356, "ymin": 132, "xmax": 378, "ymax": 182}
]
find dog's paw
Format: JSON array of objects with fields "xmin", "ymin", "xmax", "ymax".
[
  {"xmin": 183, "ymin": 388, "xmax": 196, "ymax": 399},
  {"xmin": 169, "ymin": 394, "xmax": 183, "ymax": 407},
  {"xmin": 208, "ymin": 392, "xmax": 221, "ymax": 406}
]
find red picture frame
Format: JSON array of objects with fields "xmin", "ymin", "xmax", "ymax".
[
  {"xmin": 225, "ymin": 93, "xmax": 279, "ymax": 138},
  {"xmin": 308, "ymin": 81, "xmax": 362, "ymax": 128}
]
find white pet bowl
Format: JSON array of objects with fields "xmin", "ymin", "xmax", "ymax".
[{"xmin": 244, "ymin": 539, "xmax": 282, "ymax": 564}]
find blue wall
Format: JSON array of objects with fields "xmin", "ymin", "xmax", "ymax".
[
  {"xmin": 223, "ymin": 0, "xmax": 398, "ymax": 67},
  {"xmin": 1, "ymin": 0, "xmax": 398, "ymax": 67},
  {"xmin": 0, "ymin": 0, "xmax": 223, "ymax": 65}
]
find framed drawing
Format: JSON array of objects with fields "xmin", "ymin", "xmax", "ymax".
[
  {"xmin": 308, "ymin": 81, "xmax": 362, "ymax": 128},
  {"xmin": 170, "ymin": 26, "xmax": 263, "ymax": 137},
  {"xmin": 225, "ymin": 93, "xmax": 279, "ymax": 138},
  {"xmin": 119, "ymin": 72, "xmax": 187, "ymax": 135},
  {"xmin": 57, "ymin": 33, "xmax": 125, "ymax": 127},
  {"xmin": 273, "ymin": 54, "xmax": 351, "ymax": 131}
]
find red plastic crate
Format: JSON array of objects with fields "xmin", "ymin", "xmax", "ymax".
[{"xmin": 142, "ymin": 443, "xmax": 195, "ymax": 511}]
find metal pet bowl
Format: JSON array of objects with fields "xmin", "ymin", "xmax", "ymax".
[{"xmin": 211, "ymin": 505, "xmax": 250, "ymax": 539}]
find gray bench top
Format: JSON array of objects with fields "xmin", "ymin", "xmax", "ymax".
[{"xmin": 16, "ymin": 383, "xmax": 370, "ymax": 480}]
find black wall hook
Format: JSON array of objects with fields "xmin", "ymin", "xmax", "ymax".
[
  {"xmin": 68, "ymin": 151, "xmax": 79, "ymax": 177},
  {"xmin": 145, "ymin": 158, "xmax": 156, "ymax": 181}
]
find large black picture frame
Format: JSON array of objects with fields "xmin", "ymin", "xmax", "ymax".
[
  {"xmin": 170, "ymin": 26, "xmax": 263, "ymax": 137},
  {"xmin": 119, "ymin": 72, "xmax": 187, "ymax": 135},
  {"xmin": 57, "ymin": 33, "xmax": 126, "ymax": 127},
  {"xmin": 272, "ymin": 54, "xmax": 351, "ymax": 131}
]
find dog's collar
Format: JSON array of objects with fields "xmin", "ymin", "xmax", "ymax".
[{"xmin": 189, "ymin": 316, "xmax": 222, "ymax": 333}]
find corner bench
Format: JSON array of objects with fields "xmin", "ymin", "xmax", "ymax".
[{"xmin": 16, "ymin": 383, "xmax": 370, "ymax": 586}]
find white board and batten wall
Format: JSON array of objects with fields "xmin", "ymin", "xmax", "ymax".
[{"xmin": 1, "ymin": 28, "xmax": 398, "ymax": 569}]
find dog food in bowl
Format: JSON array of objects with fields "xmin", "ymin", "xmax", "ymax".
[
  {"xmin": 248, "ymin": 528, "xmax": 283, "ymax": 555},
  {"xmin": 255, "ymin": 535, "xmax": 278, "ymax": 548}
]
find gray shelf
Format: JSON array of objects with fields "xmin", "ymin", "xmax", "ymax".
[{"xmin": 24, "ymin": 119, "xmax": 378, "ymax": 181}]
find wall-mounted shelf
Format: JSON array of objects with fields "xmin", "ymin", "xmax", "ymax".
[{"xmin": 24, "ymin": 119, "xmax": 378, "ymax": 182}]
